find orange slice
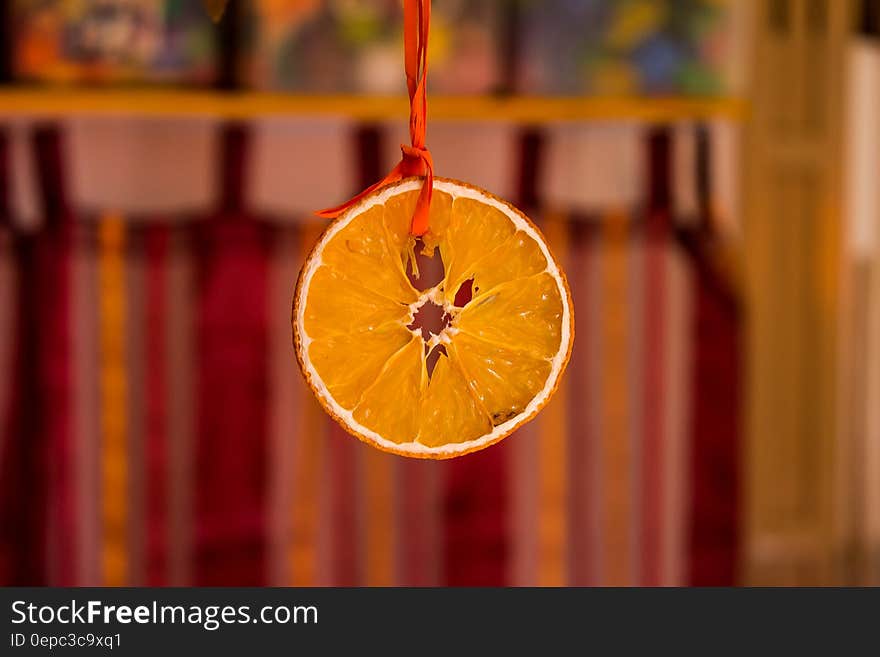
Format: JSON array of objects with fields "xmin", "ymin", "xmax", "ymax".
[{"xmin": 293, "ymin": 177, "xmax": 574, "ymax": 459}]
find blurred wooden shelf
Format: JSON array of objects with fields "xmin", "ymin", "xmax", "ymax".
[{"xmin": 0, "ymin": 89, "xmax": 747, "ymax": 122}]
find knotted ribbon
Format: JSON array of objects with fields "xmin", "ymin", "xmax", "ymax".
[{"xmin": 317, "ymin": 0, "xmax": 434, "ymax": 237}]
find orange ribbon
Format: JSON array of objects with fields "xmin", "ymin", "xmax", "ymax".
[{"xmin": 317, "ymin": 0, "xmax": 434, "ymax": 237}]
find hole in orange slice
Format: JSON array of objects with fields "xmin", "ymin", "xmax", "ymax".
[
  {"xmin": 425, "ymin": 344, "xmax": 448, "ymax": 378},
  {"xmin": 407, "ymin": 237, "xmax": 445, "ymax": 291},
  {"xmin": 453, "ymin": 278, "xmax": 474, "ymax": 307},
  {"xmin": 407, "ymin": 299, "xmax": 450, "ymax": 342}
]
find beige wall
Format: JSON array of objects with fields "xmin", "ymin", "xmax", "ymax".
[{"xmin": 744, "ymin": 0, "xmax": 852, "ymax": 585}]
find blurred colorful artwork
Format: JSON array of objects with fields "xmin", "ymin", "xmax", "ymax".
[
  {"xmin": 9, "ymin": 0, "xmax": 738, "ymax": 94},
  {"xmin": 518, "ymin": 0, "xmax": 733, "ymax": 96},
  {"xmin": 243, "ymin": 0, "xmax": 501, "ymax": 94},
  {"xmin": 13, "ymin": 0, "xmax": 217, "ymax": 85}
]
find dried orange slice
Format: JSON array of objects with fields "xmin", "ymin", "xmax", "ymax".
[{"xmin": 293, "ymin": 177, "xmax": 574, "ymax": 458}]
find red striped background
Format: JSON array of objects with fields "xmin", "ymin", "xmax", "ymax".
[{"xmin": 0, "ymin": 119, "xmax": 741, "ymax": 586}]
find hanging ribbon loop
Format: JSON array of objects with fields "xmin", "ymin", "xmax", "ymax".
[{"xmin": 316, "ymin": 0, "xmax": 434, "ymax": 237}]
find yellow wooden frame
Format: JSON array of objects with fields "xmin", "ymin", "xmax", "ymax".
[{"xmin": 0, "ymin": 90, "xmax": 747, "ymax": 123}]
